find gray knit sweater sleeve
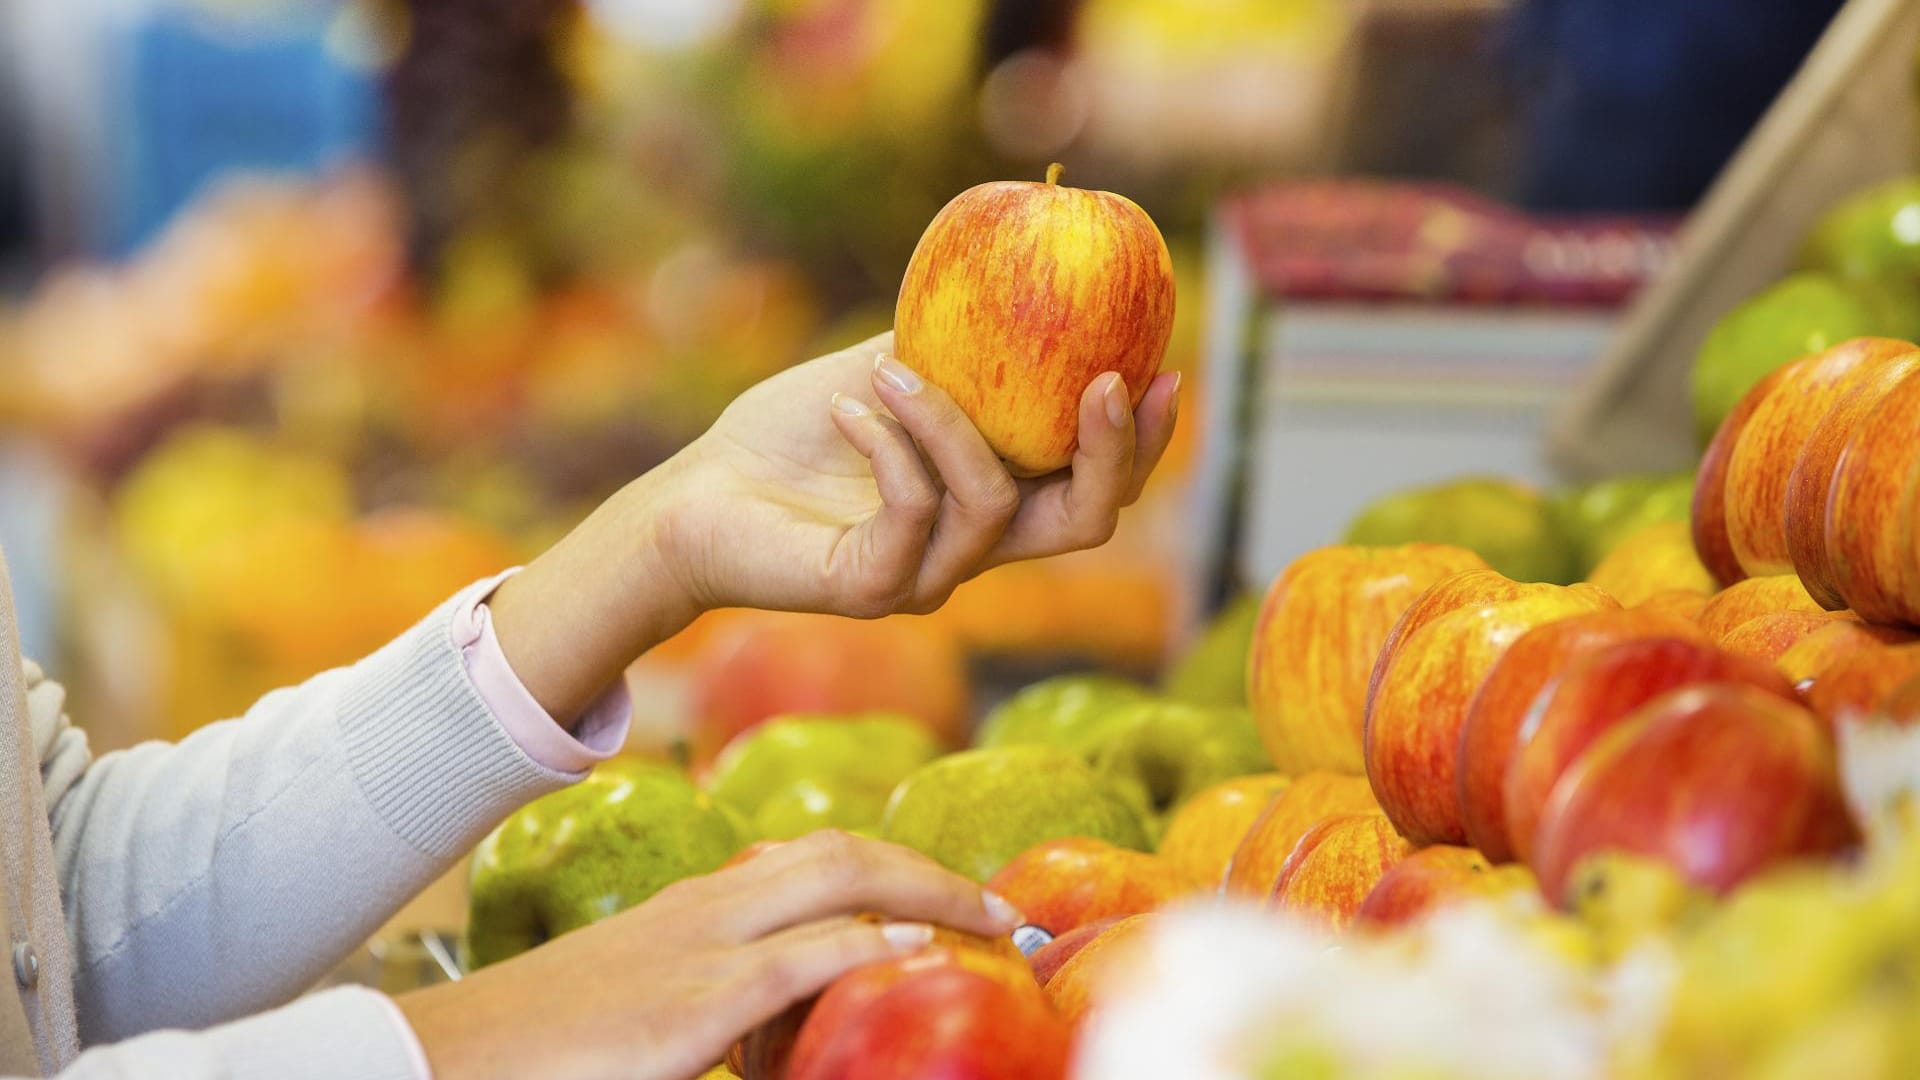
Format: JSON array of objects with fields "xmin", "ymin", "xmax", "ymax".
[{"xmin": 30, "ymin": 579, "xmax": 585, "ymax": 1072}]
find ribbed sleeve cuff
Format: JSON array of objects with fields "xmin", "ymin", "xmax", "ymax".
[
  {"xmin": 337, "ymin": 581, "xmax": 580, "ymax": 859},
  {"xmin": 204, "ymin": 986, "xmax": 425, "ymax": 1080}
]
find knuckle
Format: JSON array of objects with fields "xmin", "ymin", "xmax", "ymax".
[
  {"xmin": 974, "ymin": 474, "xmax": 1021, "ymax": 520},
  {"xmin": 807, "ymin": 830, "xmax": 872, "ymax": 885}
]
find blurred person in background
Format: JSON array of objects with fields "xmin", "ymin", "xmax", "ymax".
[{"xmin": 0, "ymin": 336, "xmax": 1181, "ymax": 1079}]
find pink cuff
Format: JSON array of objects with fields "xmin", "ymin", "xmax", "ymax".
[
  {"xmin": 451, "ymin": 569, "xmax": 632, "ymax": 775},
  {"xmin": 373, "ymin": 992, "xmax": 436, "ymax": 1080}
]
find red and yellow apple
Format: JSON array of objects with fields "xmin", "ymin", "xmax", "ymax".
[
  {"xmin": 1715, "ymin": 609, "xmax": 1856, "ymax": 666},
  {"xmin": 1532, "ymin": 684, "xmax": 1859, "ymax": 903},
  {"xmin": 1248, "ymin": 544, "xmax": 1489, "ymax": 774},
  {"xmin": 1269, "ymin": 812, "xmax": 1412, "ymax": 933},
  {"xmin": 1363, "ymin": 571, "xmax": 1617, "ymax": 845},
  {"xmin": 1695, "ymin": 575, "xmax": 1823, "ymax": 643},
  {"xmin": 1221, "ymin": 772, "xmax": 1379, "ymax": 897},
  {"xmin": 1503, "ymin": 636, "xmax": 1794, "ymax": 864},
  {"xmin": 1586, "ymin": 521, "xmax": 1716, "ymax": 608},
  {"xmin": 1026, "ymin": 916, "xmax": 1123, "ymax": 988},
  {"xmin": 1455, "ymin": 608, "xmax": 1701, "ymax": 861},
  {"xmin": 1044, "ymin": 914, "xmax": 1156, "ymax": 1028},
  {"xmin": 894, "ymin": 164, "xmax": 1175, "ymax": 476},
  {"xmin": 1634, "ymin": 590, "xmax": 1711, "ymax": 623},
  {"xmin": 1806, "ymin": 642, "xmax": 1920, "ymax": 728},
  {"xmin": 986, "ymin": 837, "xmax": 1184, "ymax": 937},
  {"xmin": 1694, "ymin": 362, "xmax": 1794, "ymax": 587},
  {"xmin": 1157, "ymin": 773, "xmax": 1290, "ymax": 890},
  {"xmin": 1825, "ymin": 366, "xmax": 1920, "ymax": 625},
  {"xmin": 1355, "ymin": 845, "xmax": 1537, "ymax": 928},
  {"xmin": 787, "ymin": 947, "xmax": 1070, "ymax": 1080}
]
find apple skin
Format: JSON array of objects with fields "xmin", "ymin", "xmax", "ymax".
[
  {"xmin": 1363, "ymin": 572, "xmax": 1617, "ymax": 846},
  {"xmin": 1586, "ymin": 521, "xmax": 1717, "ymax": 608},
  {"xmin": 688, "ymin": 613, "xmax": 969, "ymax": 767},
  {"xmin": 1725, "ymin": 338, "xmax": 1914, "ymax": 578},
  {"xmin": 1826, "ymin": 366, "xmax": 1920, "ymax": 625},
  {"xmin": 1634, "ymin": 590, "xmax": 1711, "ymax": 623},
  {"xmin": 1455, "ymin": 608, "xmax": 1701, "ymax": 862},
  {"xmin": 1695, "ymin": 362, "xmax": 1795, "ymax": 588},
  {"xmin": 1044, "ymin": 914, "xmax": 1156, "ymax": 1027},
  {"xmin": 1157, "ymin": 773, "xmax": 1290, "ymax": 890},
  {"xmin": 1269, "ymin": 812, "xmax": 1412, "ymax": 933},
  {"xmin": 894, "ymin": 166, "xmax": 1175, "ymax": 476},
  {"xmin": 986, "ymin": 837, "xmax": 1184, "ymax": 937},
  {"xmin": 786, "ymin": 947, "xmax": 1071, "ymax": 1080},
  {"xmin": 1027, "ymin": 916, "xmax": 1124, "ymax": 987},
  {"xmin": 1248, "ymin": 544, "xmax": 1490, "ymax": 774},
  {"xmin": 1785, "ymin": 346, "xmax": 1920, "ymax": 607},
  {"xmin": 1778, "ymin": 621, "xmax": 1919, "ymax": 685},
  {"xmin": 1805, "ymin": 642, "xmax": 1920, "ymax": 729},
  {"xmin": 1696, "ymin": 574, "xmax": 1823, "ymax": 642},
  {"xmin": 1221, "ymin": 772, "xmax": 1379, "ymax": 898},
  {"xmin": 1502, "ymin": 636, "xmax": 1794, "ymax": 865},
  {"xmin": 1354, "ymin": 845, "xmax": 1537, "ymax": 928},
  {"xmin": 1532, "ymin": 684, "xmax": 1860, "ymax": 904},
  {"xmin": 1715, "ymin": 609, "xmax": 1856, "ymax": 666}
]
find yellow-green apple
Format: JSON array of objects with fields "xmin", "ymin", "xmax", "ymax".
[
  {"xmin": 1503, "ymin": 637, "xmax": 1794, "ymax": 864},
  {"xmin": 1268, "ymin": 812, "xmax": 1412, "ymax": 933},
  {"xmin": 1635, "ymin": 590, "xmax": 1711, "ymax": 623},
  {"xmin": 706, "ymin": 714, "xmax": 942, "ymax": 839},
  {"xmin": 1363, "ymin": 572, "xmax": 1617, "ymax": 845},
  {"xmin": 879, "ymin": 746, "xmax": 1149, "ymax": 881},
  {"xmin": 1158, "ymin": 773, "xmax": 1289, "ymax": 890},
  {"xmin": 1586, "ymin": 520, "xmax": 1716, "ymax": 607},
  {"xmin": 1785, "ymin": 347, "xmax": 1920, "ymax": 606},
  {"xmin": 1715, "ymin": 610, "xmax": 1857, "ymax": 667},
  {"xmin": 1044, "ymin": 913, "xmax": 1156, "ymax": 1027},
  {"xmin": 1088, "ymin": 701, "xmax": 1270, "ymax": 839},
  {"xmin": 986, "ymin": 837, "xmax": 1183, "ymax": 936},
  {"xmin": 1532, "ymin": 684, "xmax": 1859, "ymax": 903},
  {"xmin": 1777, "ymin": 620, "xmax": 1918, "ymax": 684},
  {"xmin": 1725, "ymin": 338, "xmax": 1916, "ymax": 578},
  {"xmin": 1248, "ymin": 543, "xmax": 1490, "ymax": 774},
  {"xmin": 1456, "ymin": 608, "xmax": 1702, "ymax": 861},
  {"xmin": 689, "ymin": 612, "xmax": 969, "ymax": 767},
  {"xmin": 1026, "ymin": 916, "xmax": 1124, "ymax": 987},
  {"xmin": 974, "ymin": 674, "xmax": 1151, "ymax": 754},
  {"xmin": 1806, "ymin": 642, "xmax": 1920, "ymax": 729},
  {"xmin": 786, "ymin": 947, "xmax": 1071, "ymax": 1080},
  {"xmin": 1825, "ymin": 366, "xmax": 1920, "ymax": 624},
  {"xmin": 1696, "ymin": 575, "xmax": 1823, "ymax": 642},
  {"xmin": 894, "ymin": 163, "xmax": 1175, "ymax": 476},
  {"xmin": 1354, "ymin": 845, "xmax": 1538, "ymax": 928},
  {"xmin": 1694, "ymin": 362, "xmax": 1795, "ymax": 587},
  {"xmin": 1221, "ymin": 772, "xmax": 1379, "ymax": 897}
]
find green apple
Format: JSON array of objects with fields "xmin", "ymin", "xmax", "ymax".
[
  {"xmin": 466, "ymin": 759, "xmax": 750, "ymax": 969},
  {"xmin": 879, "ymin": 746, "xmax": 1150, "ymax": 881},
  {"xmin": 1342, "ymin": 475, "xmax": 1577, "ymax": 584},
  {"xmin": 1088, "ymin": 700, "xmax": 1270, "ymax": 840},
  {"xmin": 1557, "ymin": 472, "xmax": 1695, "ymax": 574},
  {"xmin": 974, "ymin": 674, "xmax": 1152, "ymax": 753},
  {"xmin": 1162, "ymin": 594, "xmax": 1261, "ymax": 708},
  {"xmin": 1800, "ymin": 176, "xmax": 1920, "ymax": 284},
  {"xmin": 705, "ymin": 714, "xmax": 942, "ymax": 840},
  {"xmin": 1690, "ymin": 272, "xmax": 1918, "ymax": 445}
]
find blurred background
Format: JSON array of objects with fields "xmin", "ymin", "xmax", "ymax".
[{"xmin": 0, "ymin": 0, "xmax": 1854, "ymax": 755}]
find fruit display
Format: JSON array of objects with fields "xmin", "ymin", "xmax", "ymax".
[{"xmin": 1342, "ymin": 476, "xmax": 1577, "ymax": 584}]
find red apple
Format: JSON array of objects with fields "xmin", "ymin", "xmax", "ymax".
[
  {"xmin": 895, "ymin": 164, "xmax": 1174, "ymax": 476},
  {"xmin": 1503, "ymin": 636, "xmax": 1794, "ymax": 864},
  {"xmin": 1364, "ymin": 572, "xmax": 1617, "ymax": 845},
  {"xmin": 687, "ymin": 612, "xmax": 969, "ymax": 766},
  {"xmin": 1456, "ymin": 608, "xmax": 1701, "ymax": 862},
  {"xmin": 1026, "ymin": 916, "xmax": 1124, "ymax": 987},
  {"xmin": 1785, "ymin": 345, "xmax": 1920, "ymax": 607},
  {"xmin": 1158, "ymin": 773, "xmax": 1290, "ymax": 890},
  {"xmin": 1222, "ymin": 772, "xmax": 1380, "ymax": 898},
  {"xmin": 1696, "ymin": 575, "xmax": 1823, "ymax": 643},
  {"xmin": 788, "ymin": 947, "xmax": 1070, "ymax": 1080},
  {"xmin": 1355, "ymin": 845, "xmax": 1537, "ymax": 928},
  {"xmin": 1695, "ymin": 362, "xmax": 1795, "ymax": 588},
  {"xmin": 987, "ymin": 837, "xmax": 1184, "ymax": 937},
  {"xmin": 1725, "ymin": 339, "xmax": 1914, "ymax": 578},
  {"xmin": 1778, "ymin": 621, "xmax": 1919, "ymax": 685},
  {"xmin": 1248, "ymin": 544, "xmax": 1489, "ymax": 774},
  {"xmin": 1532, "ymin": 684, "xmax": 1859, "ymax": 903},
  {"xmin": 1825, "ymin": 366, "xmax": 1920, "ymax": 625},
  {"xmin": 1044, "ymin": 914, "xmax": 1156, "ymax": 1027},
  {"xmin": 1805, "ymin": 642, "xmax": 1920, "ymax": 729},
  {"xmin": 1269, "ymin": 812, "xmax": 1412, "ymax": 933},
  {"xmin": 1715, "ymin": 609, "xmax": 1856, "ymax": 666}
]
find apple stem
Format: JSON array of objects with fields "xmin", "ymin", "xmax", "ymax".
[{"xmin": 1046, "ymin": 162, "xmax": 1064, "ymax": 186}]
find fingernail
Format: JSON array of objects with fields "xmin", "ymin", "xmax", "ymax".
[
  {"xmin": 882, "ymin": 922, "xmax": 935, "ymax": 952},
  {"xmin": 1102, "ymin": 373, "xmax": 1129, "ymax": 428},
  {"xmin": 874, "ymin": 355, "xmax": 922, "ymax": 394},
  {"xmin": 831, "ymin": 392, "xmax": 869, "ymax": 417},
  {"xmin": 982, "ymin": 890, "xmax": 1024, "ymax": 928}
]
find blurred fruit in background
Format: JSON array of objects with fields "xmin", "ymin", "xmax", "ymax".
[
  {"xmin": 1800, "ymin": 176, "xmax": 1920, "ymax": 285},
  {"xmin": 1555, "ymin": 471, "xmax": 1694, "ymax": 575},
  {"xmin": 1343, "ymin": 477, "xmax": 1576, "ymax": 585},
  {"xmin": 1160, "ymin": 593, "xmax": 1259, "ymax": 708}
]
